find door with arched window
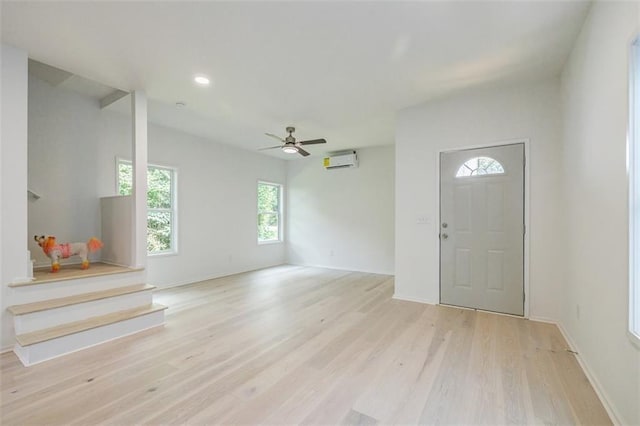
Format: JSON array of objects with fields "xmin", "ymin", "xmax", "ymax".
[{"xmin": 440, "ymin": 143, "xmax": 525, "ymax": 315}]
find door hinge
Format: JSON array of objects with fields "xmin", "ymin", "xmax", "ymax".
[
  {"xmin": 523, "ymin": 224, "xmax": 526, "ymax": 235},
  {"xmin": 523, "ymin": 156, "xmax": 526, "ymax": 167}
]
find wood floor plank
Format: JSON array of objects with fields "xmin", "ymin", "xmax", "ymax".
[
  {"xmin": 342, "ymin": 409, "xmax": 378, "ymax": 425},
  {"xmin": 418, "ymin": 307, "xmax": 477, "ymax": 424},
  {"xmin": 0, "ymin": 265, "xmax": 611, "ymax": 425},
  {"xmin": 300, "ymin": 302, "xmax": 429, "ymax": 425},
  {"xmin": 350, "ymin": 303, "xmax": 438, "ymax": 421},
  {"xmin": 469, "ymin": 312, "xmax": 507, "ymax": 425}
]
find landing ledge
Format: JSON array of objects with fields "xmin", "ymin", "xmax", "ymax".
[{"xmin": 9, "ymin": 263, "xmax": 144, "ymax": 287}]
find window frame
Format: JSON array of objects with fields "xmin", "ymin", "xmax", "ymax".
[
  {"xmin": 257, "ymin": 180, "xmax": 283, "ymax": 244},
  {"xmin": 456, "ymin": 156, "xmax": 505, "ymax": 178},
  {"xmin": 628, "ymin": 38, "xmax": 640, "ymax": 348},
  {"xmin": 117, "ymin": 158, "xmax": 179, "ymax": 256}
]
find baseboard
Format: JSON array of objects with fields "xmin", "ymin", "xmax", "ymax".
[
  {"xmin": 554, "ymin": 321, "xmax": 625, "ymax": 426},
  {"xmin": 288, "ymin": 261, "xmax": 394, "ymax": 276},
  {"xmin": 1, "ymin": 345, "xmax": 14, "ymax": 354},
  {"xmin": 392, "ymin": 293, "xmax": 435, "ymax": 305},
  {"xmin": 151, "ymin": 263, "xmax": 290, "ymax": 290},
  {"xmin": 100, "ymin": 260, "xmax": 136, "ymax": 268},
  {"xmin": 153, "ymin": 263, "xmax": 393, "ymax": 291},
  {"xmin": 33, "ymin": 259, "xmax": 87, "ymax": 269},
  {"xmin": 527, "ymin": 315, "xmax": 558, "ymax": 324}
]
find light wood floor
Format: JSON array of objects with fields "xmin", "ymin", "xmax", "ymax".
[{"xmin": 1, "ymin": 266, "xmax": 611, "ymax": 425}]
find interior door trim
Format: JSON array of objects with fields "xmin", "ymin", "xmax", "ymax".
[{"xmin": 436, "ymin": 139, "xmax": 530, "ymax": 318}]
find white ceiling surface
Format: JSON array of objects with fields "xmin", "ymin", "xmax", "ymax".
[{"xmin": 1, "ymin": 1, "xmax": 590, "ymax": 157}]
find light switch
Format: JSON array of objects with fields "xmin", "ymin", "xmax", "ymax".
[{"xmin": 416, "ymin": 216, "xmax": 430, "ymax": 225}]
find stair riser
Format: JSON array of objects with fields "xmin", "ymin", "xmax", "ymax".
[
  {"xmin": 10, "ymin": 271, "xmax": 146, "ymax": 304},
  {"xmin": 14, "ymin": 310, "xmax": 165, "ymax": 366},
  {"xmin": 14, "ymin": 291, "xmax": 155, "ymax": 334}
]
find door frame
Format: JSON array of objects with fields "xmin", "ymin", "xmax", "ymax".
[{"xmin": 436, "ymin": 139, "xmax": 531, "ymax": 318}]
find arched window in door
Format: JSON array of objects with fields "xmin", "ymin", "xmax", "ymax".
[{"xmin": 456, "ymin": 156, "xmax": 505, "ymax": 177}]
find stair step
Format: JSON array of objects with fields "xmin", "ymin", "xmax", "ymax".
[
  {"xmin": 9, "ymin": 268, "xmax": 148, "ymax": 305},
  {"xmin": 8, "ymin": 284, "xmax": 155, "ymax": 316},
  {"xmin": 16, "ymin": 303, "xmax": 167, "ymax": 347}
]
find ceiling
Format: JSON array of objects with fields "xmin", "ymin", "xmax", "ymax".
[{"xmin": 1, "ymin": 1, "xmax": 590, "ymax": 158}]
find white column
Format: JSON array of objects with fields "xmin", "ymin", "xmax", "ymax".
[
  {"xmin": 131, "ymin": 91, "xmax": 148, "ymax": 269},
  {"xmin": 1, "ymin": 44, "xmax": 29, "ymax": 350}
]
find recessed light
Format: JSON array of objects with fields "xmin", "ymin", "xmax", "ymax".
[{"xmin": 194, "ymin": 75, "xmax": 210, "ymax": 86}]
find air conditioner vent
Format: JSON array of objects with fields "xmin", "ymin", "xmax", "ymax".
[{"xmin": 323, "ymin": 151, "xmax": 358, "ymax": 170}]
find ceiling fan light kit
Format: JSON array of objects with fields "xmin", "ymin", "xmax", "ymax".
[{"xmin": 259, "ymin": 126, "xmax": 327, "ymax": 157}]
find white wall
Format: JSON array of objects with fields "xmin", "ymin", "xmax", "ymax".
[
  {"xmin": 28, "ymin": 76, "xmax": 286, "ymax": 288},
  {"xmin": 560, "ymin": 2, "xmax": 640, "ymax": 424},
  {"xmin": 28, "ymin": 76, "xmax": 106, "ymax": 266},
  {"xmin": 395, "ymin": 79, "xmax": 564, "ymax": 320},
  {"xmin": 1, "ymin": 44, "xmax": 29, "ymax": 350},
  {"xmin": 142, "ymin": 124, "xmax": 287, "ymax": 287},
  {"xmin": 287, "ymin": 146, "xmax": 394, "ymax": 274}
]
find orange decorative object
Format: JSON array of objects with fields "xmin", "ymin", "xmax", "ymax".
[
  {"xmin": 86, "ymin": 237, "xmax": 104, "ymax": 252},
  {"xmin": 34, "ymin": 235, "xmax": 104, "ymax": 273}
]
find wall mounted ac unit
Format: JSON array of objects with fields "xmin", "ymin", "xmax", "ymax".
[{"xmin": 323, "ymin": 151, "xmax": 358, "ymax": 170}]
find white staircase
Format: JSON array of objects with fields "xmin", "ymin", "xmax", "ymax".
[{"xmin": 7, "ymin": 265, "xmax": 166, "ymax": 366}]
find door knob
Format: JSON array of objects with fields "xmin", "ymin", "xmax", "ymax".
[
  {"xmin": 441, "ymin": 233, "xmax": 449, "ymax": 240},
  {"xmin": 442, "ymin": 223, "xmax": 448, "ymax": 228}
]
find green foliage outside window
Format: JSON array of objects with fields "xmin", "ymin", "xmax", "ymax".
[
  {"xmin": 118, "ymin": 161, "xmax": 175, "ymax": 253},
  {"xmin": 258, "ymin": 182, "xmax": 281, "ymax": 242},
  {"xmin": 118, "ymin": 162, "xmax": 133, "ymax": 196},
  {"xmin": 147, "ymin": 168, "xmax": 172, "ymax": 209}
]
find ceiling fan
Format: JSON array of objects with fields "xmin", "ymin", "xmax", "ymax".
[{"xmin": 259, "ymin": 126, "xmax": 326, "ymax": 156}]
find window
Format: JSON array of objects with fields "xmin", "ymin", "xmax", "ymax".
[
  {"xmin": 257, "ymin": 181, "xmax": 282, "ymax": 243},
  {"xmin": 629, "ymin": 39, "xmax": 640, "ymax": 344},
  {"xmin": 118, "ymin": 159, "xmax": 177, "ymax": 255},
  {"xmin": 456, "ymin": 156, "xmax": 505, "ymax": 177}
]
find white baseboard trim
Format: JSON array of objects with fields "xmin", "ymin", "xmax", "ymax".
[
  {"xmin": 152, "ymin": 263, "xmax": 394, "ymax": 295},
  {"xmin": 554, "ymin": 321, "xmax": 625, "ymax": 426},
  {"xmin": 1, "ymin": 345, "xmax": 14, "ymax": 354},
  {"xmin": 100, "ymin": 260, "xmax": 137, "ymax": 268},
  {"xmin": 155, "ymin": 275, "xmax": 231, "ymax": 291},
  {"xmin": 151, "ymin": 263, "xmax": 290, "ymax": 290},
  {"xmin": 287, "ymin": 262, "xmax": 394, "ymax": 276},
  {"xmin": 392, "ymin": 293, "xmax": 436, "ymax": 305},
  {"xmin": 527, "ymin": 315, "xmax": 558, "ymax": 324},
  {"xmin": 33, "ymin": 259, "xmax": 84, "ymax": 269}
]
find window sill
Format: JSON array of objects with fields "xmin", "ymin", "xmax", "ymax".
[
  {"xmin": 148, "ymin": 251, "xmax": 178, "ymax": 258},
  {"xmin": 258, "ymin": 240, "xmax": 283, "ymax": 245}
]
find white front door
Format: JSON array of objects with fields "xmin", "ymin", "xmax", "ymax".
[{"xmin": 440, "ymin": 143, "xmax": 525, "ymax": 316}]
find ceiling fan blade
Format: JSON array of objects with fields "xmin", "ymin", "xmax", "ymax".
[
  {"xmin": 265, "ymin": 133, "xmax": 285, "ymax": 142},
  {"xmin": 298, "ymin": 138, "xmax": 326, "ymax": 145},
  {"xmin": 258, "ymin": 145, "xmax": 283, "ymax": 151},
  {"xmin": 297, "ymin": 147, "xmax": 311, "ymax": 157}
]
